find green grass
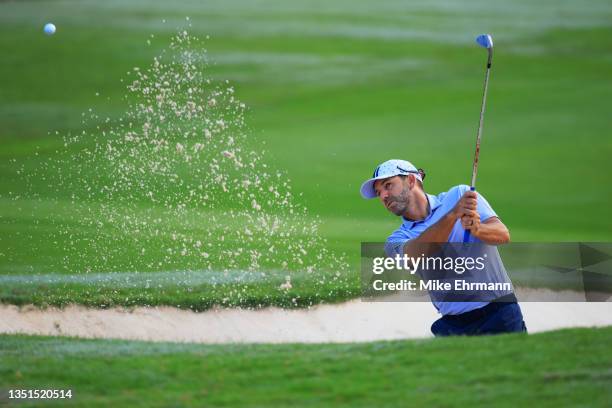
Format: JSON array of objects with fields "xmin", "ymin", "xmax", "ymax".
[
  {"xmin": 1, "ymin": 327, "xmax": 611, "ymax": 407},
  {"xmin": 1, "ymin": 0, "xmax": 612, "ymax": 308},
  {"xmin": 0, "ymin": 268, "xmax": 357, "ymax": 310}
]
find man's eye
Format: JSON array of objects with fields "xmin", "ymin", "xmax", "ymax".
[{"xmin": 385, "ymin": 183, "xmax": 391, "ymax": 189}]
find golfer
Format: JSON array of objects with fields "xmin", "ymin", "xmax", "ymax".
[{"xmin": 360, "ymin": 159, "xmax": 527, "ymax": 336}]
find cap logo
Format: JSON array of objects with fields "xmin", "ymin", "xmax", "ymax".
[
  {"xmin": 373, "ymin": 166, "xmax": 381, "ymax": 178},
  {"xmin": 397, "ymin": 166, "xmax": 409, "ymax": 173}
]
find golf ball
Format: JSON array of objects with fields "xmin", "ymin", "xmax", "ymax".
[{"xmin": 44, "ymin": 23, "xmax": 56, "ymax": 35}]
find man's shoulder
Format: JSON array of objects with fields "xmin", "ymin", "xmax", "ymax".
[{"xmin": 434, "ymin": 184, "xmax": 470, "ymax": 204}]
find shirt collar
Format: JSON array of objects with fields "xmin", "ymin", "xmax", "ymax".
[{"xmin": 402, "ymin": 193, "xmax": 442, "ymax": 229}]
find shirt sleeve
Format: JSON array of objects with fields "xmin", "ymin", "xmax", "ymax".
[
  {"xmin": 384, "ymin": 228, "xmax": 414, "ymax": 257},
  {"xmin": 477, "ymin": 191, "xmax": 498, "ymax": 222}
]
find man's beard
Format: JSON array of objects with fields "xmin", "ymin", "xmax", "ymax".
[
  {"xmin": 385, "ymin": 185, "xmax": 409, "ymax": 216},
  {"xmin": 386, "ymin": 199, "xmax": 407, "ymax": 215},
  {"xmin": 386, "ymin": 194, "xmax": 408, "ymax": 216}
]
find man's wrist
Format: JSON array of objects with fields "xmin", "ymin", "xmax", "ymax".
[{"xmin": 470, "ymin": 226, "xmax": 481, "ymax": 239}]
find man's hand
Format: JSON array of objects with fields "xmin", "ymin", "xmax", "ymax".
[
  {"xmin": 455, "ymin": 190, "xmax": 481, "ymax": 236},
  {"xmin": 453, "ymin": 191, "xmax": 478, "ymax": 220},
  {"xmin": 455, "ymin": 191, "xmax": 510, "ymax": 244},
  {"xmin": 461, "ymin": 211, "xmax": 481, "ymax": 235},
  {"xmin": 403, "ymin": 191, "xmax": 478, "ymax": 256}
]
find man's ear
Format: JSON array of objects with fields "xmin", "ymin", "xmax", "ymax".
[{"xmin": 407, "ymin": 174, "xmax": 417, "ymax": 189}]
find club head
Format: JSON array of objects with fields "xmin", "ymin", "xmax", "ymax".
[{"xmin": 476, "ymin": 34, "xmax": 493, "ymax": 49}]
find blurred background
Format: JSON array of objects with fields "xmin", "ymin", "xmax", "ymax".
[
  {"xmin": 1, "ymin": 0, "xmax": 611, "ymax": 285},
  {"xmin": 2, "ymin": 3, "xmax": 612, "ymax": 404}
]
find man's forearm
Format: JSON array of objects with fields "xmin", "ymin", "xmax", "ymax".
[
  {"xmin": 473, "ymin": 218, "xmax": 510, "ymax": 245},
  {"xmin": 403, "ymin": 211, "xmax": 457, "ymax": 256}
]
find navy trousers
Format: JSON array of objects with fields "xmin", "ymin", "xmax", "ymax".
[{"xmin": 431, "ymin": 300, "xmax": 527, "ymax": 337}]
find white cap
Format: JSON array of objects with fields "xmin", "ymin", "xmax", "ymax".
[{"xmin": 360, "ymin": 159, "xmax": 423, "ymax": 199}]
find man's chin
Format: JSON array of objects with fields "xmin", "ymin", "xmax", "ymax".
[{"xmin": 387, "ymin": 207, "xmax": 404, "ymax": 216}]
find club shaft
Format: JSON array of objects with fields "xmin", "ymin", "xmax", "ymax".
[
  {"xmin": 464, "ymin": 49, "xmax": 492, "ymax": 243},
  {"xmin": 470, "ymin": 57, "xmax": 491, "ymax": 188}
]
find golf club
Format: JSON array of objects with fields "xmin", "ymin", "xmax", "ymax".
[{"xmin": 464, "ymin": 33, "xmax": 494, "ymax": 243}]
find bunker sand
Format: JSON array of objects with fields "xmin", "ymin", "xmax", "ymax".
[{"xmin": 2, "ymin": 292, "xmax": 611, "ymax": 343}]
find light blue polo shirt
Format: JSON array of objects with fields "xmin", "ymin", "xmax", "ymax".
[{"xmin": 384, "ymin": 184, "xmax": 513, "ymax": 315}]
